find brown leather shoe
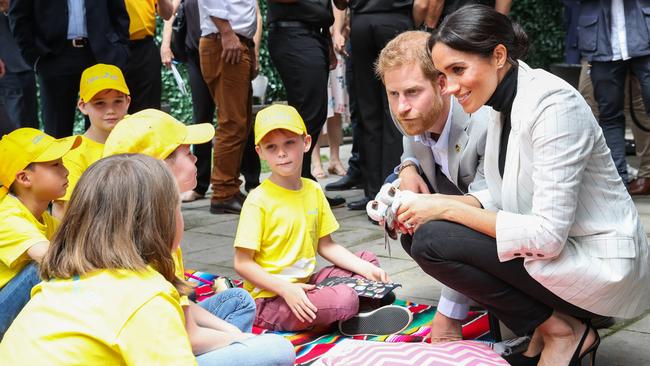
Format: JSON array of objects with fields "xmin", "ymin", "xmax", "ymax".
[
  {"xmin": 628, "ymin": 177, "xmax": 650, "ymax": 195},
  {"xmin": 210, "ymin": 193, "xmax": 245, "ymax": 214}
]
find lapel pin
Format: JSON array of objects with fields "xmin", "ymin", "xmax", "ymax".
[{"xmin": 455, "ymin": 144, "xmax": 461, "ymax": 153}]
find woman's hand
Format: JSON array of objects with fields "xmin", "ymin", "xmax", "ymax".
[
  {"xmin": 397, "ymin": 194, "xmax": 456, "ymax": 232},
  {"xmin": 279, "ymin": 282, "xmax": 318, "ymax": 324}
]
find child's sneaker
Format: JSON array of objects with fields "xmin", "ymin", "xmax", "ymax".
[{"xmin": 338, "ymin": 305, "xmax": 413, "ymax": 336}]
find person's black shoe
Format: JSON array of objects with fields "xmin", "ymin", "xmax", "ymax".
[
  {"xmin": 325, "ymin": 175, "xmax": 363, "ymax": 191},
  {"xmin": 326, "ymin": 196, "xmax": 346, "ymax": 208},
  {"xmin": 347, "ymin": 196, "xmax": 371, "ymax": 210},
  {"xmin": 210, "ymin": 193, "xmax": 245, "ymax": 214}
]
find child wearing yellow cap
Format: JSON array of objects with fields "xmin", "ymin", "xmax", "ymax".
[
  {"xmin": 103, "ymin": 109, "xmax": 295, "ymax": 366},
  {"xmin": 52, "ymin": 63, "xmax": 131, "ymax": 219},
  {"xmin": 234, "ymin": 105, "xmax": 412, "ymax": 335},
  {"xmin": 0, "ymin": 155, "xmax": 197, "ymax": 364},
  {"xmin": 0, "ymin": 128, "xmax": 81, "ymax": 339}
]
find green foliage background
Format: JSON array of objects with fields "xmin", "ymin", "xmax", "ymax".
[{"xmin": 157, "ymin": 0, "xmax": 566, "ymax": 125}]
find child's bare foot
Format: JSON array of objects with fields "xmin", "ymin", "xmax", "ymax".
[
  {"xmin": 328, "ymin": 161, "xmax": 347, "ymax": 176},
  {"xmin": 426, "ymin": 312, "xmax": 462, "ymax": 343},
  {"xmin": 311, "ymin": 164, "xmax": 327, "ymax": 179}
]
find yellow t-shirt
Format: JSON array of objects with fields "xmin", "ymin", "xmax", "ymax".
[
  {"xmin": 173, "ymin": 246, "xmax": 190, "ymax": 306},
  {"xmin": 234, "ymin": 178, "xmax": 339, "ymax": 299},
  {"xmin": 0, "ymin": 266, "xmax": 197, "ymax": 366},
  {"xmin": 125, "ymin": 0, "xmax": 158, "ymax": 40},
  {"xmin": 60, "ymin": 135, "xmax": 104, "ymax": 202},
  {"xmin": 0, "ymin": 194, "xmax": 58, "ymax": 289}
]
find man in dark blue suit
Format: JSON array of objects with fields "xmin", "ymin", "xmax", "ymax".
[{"xmin": 8, "ymin": 0, "xmax": 130, "ymax": 138}]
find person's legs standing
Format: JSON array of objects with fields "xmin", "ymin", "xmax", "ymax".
[
  {"xmin": 590, "ymin": 60, "xmax": 629, "ymax": 183},
  {"xmin": 198, "ymin": 288, "xmax": 256, "ymax": 332},
  {"xmin": 350, "ymin": 12, "xmax": 410, "ymax": 201},
  {"xmin": 186, "ymin": 49, "xmax": 215, "ymax": 197},
  {"xmin": 268, "ymin": 27, "xmax": 329, "ymax": 182},
  {"xmin": 240, "ymin": 127, "xmax": 261, "ymax": 192},
  {"xmin": 125, "ymin": 38, "xmax": 162, "ymax": 113},
  {"xmin": 200, "ymin": 36, "xmax": 253, "ymax": 209},
  {"xmin": 37, "ymin": 46, "xmax": 94, "ymax": 138},
  {"xmin": 0, "ymin": 263, "xmax": 40, "ymax": 339},
  {"xmin": 626, "ymin": 73, "xmax": 650, "ymax": 193},
  {"xmin": 0, "ymin": 70, "xmax": 38, "ymax": 129}
]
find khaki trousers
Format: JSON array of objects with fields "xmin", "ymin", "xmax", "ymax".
[{"xmin": 199, "ymin": 36, "xmax": 253, "ymax": 199}]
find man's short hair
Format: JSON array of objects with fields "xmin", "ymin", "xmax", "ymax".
[{"xmin": 375, "ymin": 31, "xmax": 438, "ymax": 82}]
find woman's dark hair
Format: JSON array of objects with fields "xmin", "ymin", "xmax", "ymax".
[{"xmin": 428, "ymin": 5, "xmax": 528, "ymax": 64}]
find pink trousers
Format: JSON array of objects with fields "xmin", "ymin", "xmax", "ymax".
[{"xmin": 254, "ymin": 251, "xmax": 379, "ymax": 331}]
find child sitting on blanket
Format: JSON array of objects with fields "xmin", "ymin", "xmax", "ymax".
[
  {"xmin": 234, "ymin": 105, "xmax": 412, "ymax": 335},
  {"xmin": 0, "ymin": 129, "xmax": 81, "ymax": 339},
  {"xmin": 52, "ymin": 63, "xmax": 131, "ymax": 219},
  {"xmin": 103, "ymin": 110, "xmax": 294, "ymax": 366},
  {"xmin": 0, "ymin": 154, "xmax": 197, "ymax": 364}
]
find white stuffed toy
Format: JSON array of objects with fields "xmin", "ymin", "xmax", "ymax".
[{"xmin": 366, "ymin": 179, "xmax": 418, "ymax": 239}]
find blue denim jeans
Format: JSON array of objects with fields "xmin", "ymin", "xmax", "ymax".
[
  {"xmin": 196, "ymin": 288, "xmax": 295, "ymax": 366},
  {"xmin": 196, "ymin": 333, "xmax": 295, "ymax": 366},
  {"xmin": 0, "ymin": 262, "xmax": 40, "ymax": 339},
  {"xmin": 197, "ymin": 287, "xmax": 255, "ymax": 332}
]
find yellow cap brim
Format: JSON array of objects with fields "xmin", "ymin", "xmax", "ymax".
[
  {"xmin": 81, "ymin": 84, "xmax": 130, "ymax": 102},
  {"xmin": 255, "ymin": 125, "xmax": 305, "ymax": 145},
  {"xmin": 33, "ymin": 135, "xmax": 82, "ymax": 163},
  {"xmin": 183, "ymin": 123, "xmax": 215, "ymax": 145}
]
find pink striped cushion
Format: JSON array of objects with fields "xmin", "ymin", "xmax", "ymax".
[{"xmin": 315, "ymin": 340, "xmax": 509, "ymax": 366}]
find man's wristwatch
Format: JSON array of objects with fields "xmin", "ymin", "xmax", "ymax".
[{"xmin": 397, "ymin": 160, "xmax": 418, "ymax": 175}]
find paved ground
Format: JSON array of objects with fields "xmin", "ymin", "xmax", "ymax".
[{"xmin": 181, "ymin": 144, "xmax": 650, "ymax": 365}]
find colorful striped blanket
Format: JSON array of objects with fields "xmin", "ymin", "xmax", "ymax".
[{"xmin": 185, "ymin": 271, "xmax": 493, "ymax": 365}]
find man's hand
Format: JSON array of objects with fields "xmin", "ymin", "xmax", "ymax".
[
  {"xmin": 279, "ymin": 282, "xmax": 318, "ymax": 323},
  {"xmin": 221, "ymin": 31, "xmax": 242, "ymax": 64},
  {"xmin": 160, "ymin": 45, "xmax": 174, "ymax": 69},
  {"xmin": 399, "ymin": 165, "xmax": 430, "ymax": 194},
  {"xmin": 0, "ymin": 0, "xmax": 8, "ymax": 13}
]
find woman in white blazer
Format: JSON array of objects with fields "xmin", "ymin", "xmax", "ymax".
[{"xmin": 396, "ymin": 5, "xmax": 650, "ymax": 366}]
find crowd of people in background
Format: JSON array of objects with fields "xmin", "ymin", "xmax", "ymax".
[{"xmin": 2, "ymin": 1, "xmax": 650, "ymax": 365}]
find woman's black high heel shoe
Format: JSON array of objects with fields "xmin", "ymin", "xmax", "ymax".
[
  {"xmin": 569, "ymin": 321, "xmax": 601, "ymax": 366},
  {"xmin": 503, "ymin": 352, "xmax": 541, "ymax": 366}
]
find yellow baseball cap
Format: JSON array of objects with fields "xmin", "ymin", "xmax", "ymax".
[
  {"xmin": 79, "ymin": 63, "xmax": 130, "ymax": 102},
  {"xmin": 103, "ymin": 109, "xmax": 215, "ymax": 159},
  {"xmin": 254, "ymin": 104, "xmax": 307, "ymax": 144},
  {"xmin": 0, "ymin": 128, "xmax": 82, "ymax": 199}
]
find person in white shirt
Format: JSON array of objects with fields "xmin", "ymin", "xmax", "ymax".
[{"xmin": 198, "ymin": 0, "xmax": 257, "ymax": 215}]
